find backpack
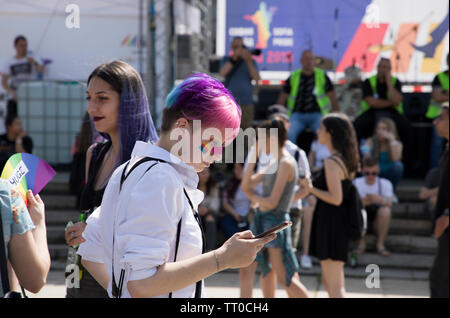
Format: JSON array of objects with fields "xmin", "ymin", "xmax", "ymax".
[{"xmin": 345, "ymin": 184, "xmax": 368, "ymax": 241}]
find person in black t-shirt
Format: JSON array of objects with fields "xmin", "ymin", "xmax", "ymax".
[
  {"xmin": 277, "ymin": 50, "xmax": 339, "ymax": 147},
  {"xmin": 353, "ymin": 58, "xmax": 412, "ymax": 167},
  {"xmin": 0, "ymin": 114, "xmax": 33, "ymax": 170}
]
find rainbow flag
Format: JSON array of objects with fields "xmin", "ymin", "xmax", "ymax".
[{"xmin": 1, "ymin": 153, "xmax": 56, "ymax": 205}]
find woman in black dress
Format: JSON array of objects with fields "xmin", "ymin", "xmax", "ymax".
[
  {"xmin": 64, "ymin": 60, "xmax": 158, "ymax": 298},
  {"xmin": 300, "ymin": 113, "xmax": 360, "ymax": 298}
]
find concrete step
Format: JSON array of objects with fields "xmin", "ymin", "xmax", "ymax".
[
  {"xmin": 353, "ymin": 252, "xmax": 435, "ymax": 270},
  {"xmin": 363, "ymin": 234, "xmax": 437, "ymax": 255},
  {"xmin": 388, "ymin": 219, "xmax": 432, "ymax": 236},
  {"xmin": 49, "ymin": 244, "xmax": 69, "ymax": 261},
  {"xmin": 41, "ymin": 172, "xmax": 71, "ymax": 195},
  {"xmin": 395, "ymin": 180, "xmax": 422, "ymax": 203},
  {"xmin": 41, "ymin": 194, "xmax": 78, "ymax": 210},
  {"xmin": 45, "ymin": 210, "xmax": 80, "ymax": 225},
  {"xmin": 47, "ymin": 225, "xmax": 66, "ymax": 244},
  {"xmin": 295, "ymin": 265, "xmax": 430, "ymax": 281},
  {"xmin": 391, "ymin": 203, "xmax": 429, "ymax": 220}
]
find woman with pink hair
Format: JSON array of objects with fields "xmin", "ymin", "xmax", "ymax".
[{"xmin": 78, "ymin": 73, "xmax": 276, "ymax": 298}]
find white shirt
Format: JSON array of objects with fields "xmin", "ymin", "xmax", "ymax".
[
  {"xmin": 77, "ymin": 141, "xmax": 205, "ymax": 298},
  {"xmin": 353, "ymin": 176, "xmax": 393, "ymax": 199},
  {"xmin": 310, "ymin": 140, "xmax": 330, "ymax": 170},
  {"xmin": 2, "ymin": 56, "xmax": 40, "ymax": 96},
  {"xmin": 244, "ymin": 140, "xmax": 310, "ymax": 210}
]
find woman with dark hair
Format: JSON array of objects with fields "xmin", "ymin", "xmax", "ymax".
[
  {"xmin": 65, "ymin": 60, "xmax": 158, "ymax": 298},
  {"xmin": 242, "ymin": 118, "xmax": 309, "ymax": 298},
  {"xmin": 300, "ymin": 113, "xmax": 360, "ymax": 298}
]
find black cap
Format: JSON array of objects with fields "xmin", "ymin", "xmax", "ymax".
[{"xmin": 266, "ymin": 104, "xmax": 289, "ymax": 121}]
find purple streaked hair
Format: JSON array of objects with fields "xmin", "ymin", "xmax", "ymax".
[
  {"xmin": 162, "ymin": 73, "xmax": 241, "ymax": 144},
  {"xmin": 87, "ymin": 60, "xmax": 158, "ymax": 166}
]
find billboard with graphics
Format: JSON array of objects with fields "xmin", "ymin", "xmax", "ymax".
[{"xmin": 216, "ymin": 0, "xmax": 449, "ymax": 83}]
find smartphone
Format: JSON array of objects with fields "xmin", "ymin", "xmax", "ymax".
[{"xmin": 253, "ymin": 221, "xmax": 292, "ymax": 239}]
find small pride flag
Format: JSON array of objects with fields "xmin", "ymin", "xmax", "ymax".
[{"xmin": 1, "ymin": 153, "xmax": 56, "ymax": 205}]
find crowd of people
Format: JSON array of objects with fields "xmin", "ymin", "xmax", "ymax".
[{"xmin": 0, "ymin": 34, "xmax": 448, "ymax": 299}]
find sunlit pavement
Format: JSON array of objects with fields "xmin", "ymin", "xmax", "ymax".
[{"xmin": 27, "ymin": 270, "xmax": 429, "ymax": 298}]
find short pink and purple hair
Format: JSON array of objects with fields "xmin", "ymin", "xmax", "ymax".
[{"xmin": 161, "ymin": 73, "xmax": 241, "ymax": 145}]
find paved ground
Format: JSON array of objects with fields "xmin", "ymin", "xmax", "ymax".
[{"xmin": 28, "ymin": 269, "xmax": 430, "ymax": 298}]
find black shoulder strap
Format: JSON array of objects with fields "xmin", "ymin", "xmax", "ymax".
[
  {"xmin": 0, "ymin": 208, "xmax": 11, "ymax": 296},
  {"xmin": 182, "ymin": 189, "xmax": 205, "ymax": 299},
  {"xmin": 294, "ymin": 149, "xmax": 300, "ymax": 163},
  {"xmin": 113, "ymin": 156, "xmax": 204, "ymax": 298},
  {"xmin": 329, "ymin": 156, "xmax": 349, "ymax": 179}
]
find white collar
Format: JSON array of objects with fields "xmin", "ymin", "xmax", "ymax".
[{"xmin": 131, "ymin": 141, "xmax": 199, "ymax": 189}]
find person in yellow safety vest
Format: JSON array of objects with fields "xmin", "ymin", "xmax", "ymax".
[
  {"xmin": 428, "ymin": 53, "xmax": 449, "ymax": 169},
  {"xmin": 277, "ymin": 50, "xmax": 339, "ymax": 146},
  {"xmin": 353, "ymin": 58, "xmax": 411, "ymax": 158}
]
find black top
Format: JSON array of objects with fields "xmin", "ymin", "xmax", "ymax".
[
  {"xmin": 79, "ymin": 141, "xmax": 112, "ymax": 212},
  {"xmin": 433, "ymin": 144, "xmax": 449, "ymax": 230},
  {"xmin": 362, "ymin": 77, "xmax": 402, "ymax": 101},
  {"xmin": 309, "ymin": 164, "xmax": 353, "ymax": 262},
  {"xmin": 0, "ymin": 134, "xmax": 33, "ymax": 170},
  {"xmin": 283, "ymin": 72, "xmax": 334, "ymax": 113}
]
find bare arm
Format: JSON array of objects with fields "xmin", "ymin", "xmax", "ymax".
[
  {"xmin": 327, "ymin": 90, "xmax": 339, "ymax": 112},
  {"xmin": 388, "ymin": 140, "xmax": 403, "ymax": 161},
  {"xmin": 245, "ymin": 58, "xmax": 261, "ymax": 82},
  {"xmin": 2, "ymin": 74, "xmax": 16, "ymax": 101},
  {"xmin": 364, "ymin": 96, "xmax": 394, "ymax": 109},
  {"xmin": 386, "ymin": 78, "xmax": 403, "ymax": 106},
  {"xmin": 277, "ymin": 91, "xmax": 289, "ymax": 106},
  {"xmin": 432, "ymin": 87, "xmax": 449, "ymax": 104},
  {"xmin": 125, "ymin": 232, "xmax": 274, "ymax": 298},
  {"xmin": 8, "ymin": 192, "xmax": 50, "ymax": 293},
  {"xmin": 80, "ymin": 260, "xmax": 110, "ymax": 290},
  {"xmin": 219, "ymin": 59, "xmax": 235, "ymax": 78},
  {"xmin": 419, "ymin": 187, "xmax": 439, "ymax": 201}
]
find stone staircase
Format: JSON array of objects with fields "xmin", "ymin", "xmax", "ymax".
[
  {"xmin": 41, "ymin": 172, "xmax": 78, "ymax": 271},
  {"xmin": 43, "ymin": 173, "xmax": 436, "ymax": 281}
]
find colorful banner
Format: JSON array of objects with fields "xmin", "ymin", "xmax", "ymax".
[{"xmin": 220, "ymin": 0, "xmax": 449, "ymax": 82}]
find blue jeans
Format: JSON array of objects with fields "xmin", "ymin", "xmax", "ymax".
[
  {"xmin": 429, "ymin": 126, "xmax": 445, "ymax": 169},
  {"xmin": 288, "ymin": 112, "xmax": 322, "ymax": 144},
  {"xmin": 380, "ymin": 161, "xmax": 404, "ymax": 189}
]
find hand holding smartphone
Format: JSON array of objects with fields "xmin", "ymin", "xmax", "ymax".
[{"xmin": 253, "ymin": 221, "xmax": 292, "ymax": 239}]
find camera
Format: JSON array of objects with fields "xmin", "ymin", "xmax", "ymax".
[{"xmin": 243, "ymin": 45, "xmax": 262, "ymax": 56}]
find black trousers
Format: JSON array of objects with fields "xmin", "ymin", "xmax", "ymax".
[{"xmin": 429, "ymin": 229, "xmax": 449, "ymax": 298}]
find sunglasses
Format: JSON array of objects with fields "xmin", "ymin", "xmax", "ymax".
[{"xmin": 363, "ymin": 172, "xmax": 378, "ymax": 176}]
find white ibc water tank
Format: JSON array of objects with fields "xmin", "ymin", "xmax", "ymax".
[{"xmin": 18, "ymin": 80, "xmax": 87, "ymax": 165}]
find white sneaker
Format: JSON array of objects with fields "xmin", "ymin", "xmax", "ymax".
[{"xmin": 300, "ymin": 255, "xmax": 312, "ymax": 269}]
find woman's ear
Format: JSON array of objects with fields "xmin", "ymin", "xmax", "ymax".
[{"xmin": 174, "ymin": 117, "xmax": 190, "ymax": 130}]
